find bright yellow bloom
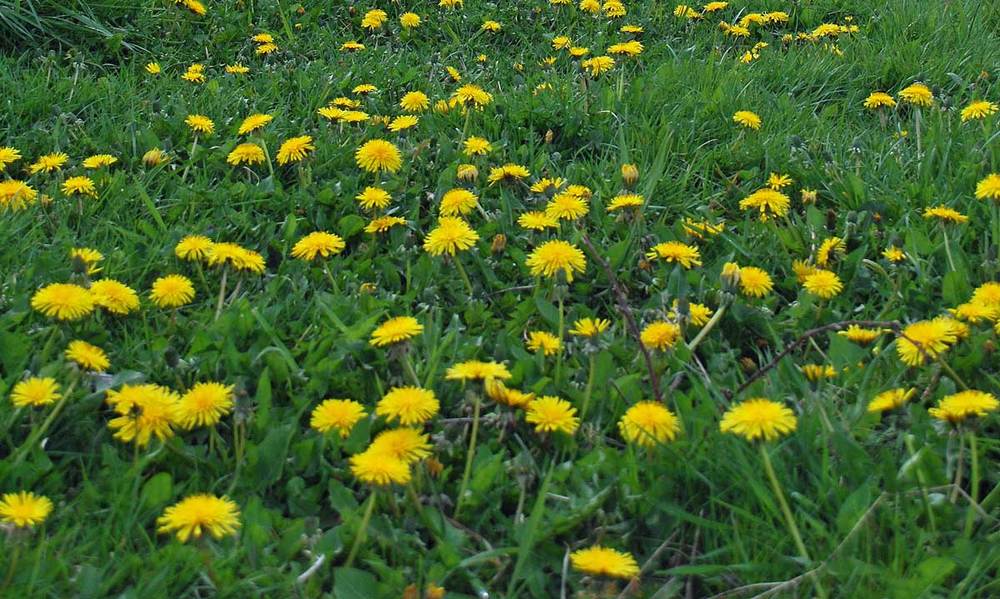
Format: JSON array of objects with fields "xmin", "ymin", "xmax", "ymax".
[
  {"xmin": 975, "ymin": 174, "xmax": 1000, "ymax": 201},
  {"xmin": 355, "ymin": 139, "xmax": 402, "ymax": 173},
  {"xmin": 899, "ymin": 83, "xmax": 933, "ymax": 107},
  {"xmin": 105, "ymin": 383, "xmax": 181, "ymax": 447},
  {"xmin": 739, "ymin": 188, "xmax": 790, "ymax": 220},
  {"xmin": 90, "ymin": 279, "xmax": 140, "ymax": 315},
  {"xmin": 276, "ymin": 135, "xmax": 315, "ymax": 165},
  {"xmin": 175, "ymin": 235, "xmax": 213, "ymax": 261},
  {"xmin": 960, "ymin": 100, "xmax": 997, "ymax": 122},
  {"xmin": 65, "ymin": 340, "xmax": 109, "ymax": 371},
  {"xmin": 10, "ymin": 377, "xmax": 61, "ymax": 408},
  {"xmin": 545, "ymin": 192, "xmax": 588, "ymax": 220},
  {"xmin": 225, "ymin": 64, "xmax": 249, "ymax": 75},
  {"xmin": 150, "ymin": 274, "xmax": 195, "ymax": 308},
  {"xmin": 484, "ymin": 380, "xmax": 534, "ymax": 408},
  {"xmin": 440, "ymin": 188, "xmax": 479, "ymax": 216},
  {"xmin": 0, "ymin": 179, "xmax": 38, "ymax": 211},
  {"xmin": 445, "ymin": 360, "xmax": 512, "ymax": 381},
  {"xmin": 736, "ymin": 266, "xmax": 773, "ymax": 298},
  {"xmin": 423, "ymin": 217, "xmax": 479, "ymax": 256},
  {"xmin": 640, "ymin": 321, "xmax": 681, "ymax": 350},
  {"xmin": 570, "ymin": 546, "xmax": 639, "ymax": 579},
  {"xmin": 607, "ymin": 193, "xmax": 644, "ymax": 212},
  {"xmin": 355, "ymin": 186, "xmax": 392, "ymax": 211},
  {"xmin": 369, "ymin": 428, "xmax": 431, "ymax": 463},
  {"xmin": 837, "ymin": 325, "xmax": 883, "ymax": 345},
  {"xmin": 646, "ymin": 241, "xmax": 701, "ymax": 268},
  {"xmin": 883, "ymin": 246, "xmax": 906, "ymax": 262},
  {"xmin": 720, "ymin": 398, "xmax": 797, "ymax": 441},
  {"xmin": 311, "ymin": 399, "xmax": 367, "ymax": 437},
  {"xmin": 227, "ymin": 143, "xmax": 265, "ymax": 166},
  {"xmin": 0, "ymin": 146, "xmax": 22, "ymax": 171},
  {"xmin": 526, "ymin": 331, "xmax": 562, "ymax": 355},
  {"xmin": 451, "ymin": 84, "xmax": 493, "ymax": 108},
  {"xmin": 580, "ymin": 55, "xmax": 615, "ymax": 76},
  {"xmin": 377, "ymin": 387, "xmax": 440, "ymax": 425},
  {"xmin": 518, "ymin": 211, "xmax": 558, "ymax": 230},
  {"xmin": 0, "ymin": 492, "xmax": 53, "ymax": 528},
  {"xmin": 145, "ymin": 62, "xmax": 161, "ymax": 75},
  {"xmin": 570, "ymin": 317, "xmax": 610, "ymax": 337},
  {"xmin": 82, "ymin": 154, "xmax": 117, "ymax": 169},
  {"xmin": 291, "ymin": 231, "xmax": 345, "ymax": 261},
  {"xmin": 929, "ymin": 390, "xmax": 999, "ymax": 424},
  {"xmin": 400, "ymin": 12, "xmax": 421, "ymax": 28},
  {"xmin": 238, "ymin": 113, "xmax": 273, "ymax": 135},
  {"xmin": 896, "ymin": 318, "xmax": 960, "ymax": 366},
  {"xmin": 525, "ymin": 396, "xmax": 579, "ymax": 435},
  {"xmin": 350, "ymin": 448, "xmax": 411, "ymax": 485},
  {"xmin": 923, "ymin": 205, "xmax": 968, "ymax": 223},
  {"xmin": 205, "ymin": 242, "xmax": 266, "ymax": 274},
  {"xmin": 867, "ymin": 388, "xmax": 914, "ymax": 414},
  {"xmin": 184, "ymin": 114, "xmax": 214, "ymax": 135},
  {"xmin": 365, "ymin": 216, "xmax": 407, "ymax": 233},
  {"xmin": 863, "ymin": 92, "xmax": 896, "ymax": 110},
  {"xmin": 31, "ymin": 283, "xmax": 94, "ymax": 320},
  {"xmin": 177, "ymin": 382, "xmax": 234, "ymax": 428},
  {"xmin": 803, "ymin": 269, "xmax": 843, "ymax": 299},
  {"xmin": 29, "ymin": 152, "xmax": 69, "ymax": 174},
  {"xmin": 487, "ymin": 163, "xmax": 531, "ymax": 185},
  {"xmin": 62, "ymin": 176, "xmax": 97, "ymax": 198},
  {"xmin": 733, "ymin": 111, "xmax": 762, "ymax": 130},
  {"xmin": 400, "ymin": 91, "xmax": 429, "ymax": 112},
  {"xmin": 388, "ymin": 115, "xmax": 419, "ymax": 132},
  {"xmin": 526, "ymin": 240, "xmax": 586, "ymax": 282},
  {"xmin": 157, "ymin": 494, "xmax": 241, "ymax": 542},
  {"xmin": 801, "ymin": 363, "xmax": 837, "ymax": 382},
  {"xmin": 370, "ymin": 316, "xmax": 424, "ymax": 347},
  {"xmin": 619, "ymin": 401, "xmax": 680, "ymax": 447}
]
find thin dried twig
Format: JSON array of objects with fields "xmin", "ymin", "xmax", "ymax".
[{"xmin": 579, "ymin": 233, "xmax": 663, "ymax": 403}]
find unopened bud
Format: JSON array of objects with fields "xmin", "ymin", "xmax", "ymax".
[{"xmin": 621, "ymin": 163, "xmax": 638, "ymax": 188}]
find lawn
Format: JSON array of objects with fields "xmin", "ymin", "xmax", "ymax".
[{"xmin": 1, "ymin": 1, "xmax": 999, "ymax": 597}]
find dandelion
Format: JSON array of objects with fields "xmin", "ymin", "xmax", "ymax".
[
  {"xmin": 463, "ymin": 136, "xmax": 493, "ymax": 156},
  {"xmin": 10, "ymin": 377, "xmax": 61, "ymax": 408},
  {"xmin": 400, "ymin": 12, "xmax": 421, "ymax": 28},
  {"xmin": 276, "ymin": 136, "xmax": 315, "ymax": 165},
  {"xmin": 487, "ymin": 163, "xmax": 531, "ymax": 185},
  {"xmin": 184, "ymin": 114, "xmax": 214, "ymax": 135},
  {"xmin": 929, "ymin": 390, "xmax": 999, "ymax": 424},
  {"xmin": 356, "ymin": 139, "xmax": 402, "ymax": 173},
  {"xmin": 640, "ymin": 321, "xmax": 681, "ymax": 350},
  {"xmin": 227, "ymin": 143, "xmax": 266, "ymax": 166},
  {"xmin": 105, "ymin": 383, "xmax": 181, "ymax": 447},
  {"xmin": 157, "ymin": 495, "xmax": 241, "ymax": 542},
  {"xmin": 291, "ymin": 232, "xmax": 346, "ymax": 261},
  {"xmin": 863, "ymin": 92, "xmax": 896, "ymax": 110},
  {"xmin": 400, "ymin": 91, "xmax": 429, "ymax": 112},
  {"xmin": 526, "ymin": 240, "xmax": 586, "ymax": 282},
  {"xmin": 423, "ymin": 217, "xmax": 479, "ymax": 256},
  {"xmin": 451, "ymin": 84, "xmax": 493, "ymax": 108},
  {"xmin": 238, "ymin": 114, "xmax": 273, "ymax": 135},
  {"xmin": 739, "ymin": 188, "xmax": 790, "ymax": 220},
  {"xmin": 365, "ymin": 216, "xmax": 407, "ymax": 233},
  {"xmin": 388, "ymin": 115, "xmax": 419, "ymax": 132},
  {"xmin": 0, "ymin": 146, "xmax": 22, "ymax": 171},
  {"xmin": 350, "ymin": 448, "xmax": 412, "ymax": 485},
  {"xmin": 923, "ymin": 206, "xmax": 968, "ymax": 223},
  {"xmin": 29, "ymin": 152, "xmax": 69, "ymax": 175},
  {"xmin": 205, "ymin": 243, "xmax": 266, "ymax": 274},
  {"xmin": 525, "ymin": 396, "xmax": 579, "ymax": 435},
  {"xmin": 738, "ymin": 266, "xmax": 773, "ymax": 298},
  {"xmin": 733, "ymin": 110, "xmax": 762, "ymax": 130},
  {"xmin": 225, "ymin": 64, "xmax": 249, "ymax": 75},
  {"xmin": 580, "ymin": 55, "xmax": 615, "ymax": 76},
  {"xmin": 31, "ymin": 283, "xmax": 94, "ymax": 321},
  {"xmin": 801, "ymin": 364, "xmax": 837, "ymax": 382},
  {"xmin": 720, "ymin": 398, "xmax": 796, "ymax": 442},
  {"xmin": 370, "ymin": 316, "xmax": 423, "ymax": 347},
  {"xmin": 527, "ymin": 331, "xmax": 562, "ymax": 355},
  {"xmin": 82, "ymin": 154, "xmax": 117, "ymax": 169},
  {"xmin": 960, "ymin": 100, "xmax": 997, "ymax": 122},
  {"xmin": 899, "ymin": 83, "xmax": 933, "ymax": 107},
  {"xmin": 570, "ymin": 546, "xmax": 639, "ymax": 579},
  {"xmin": 369, "ymin": 428, "xmax": 431, "ymax": 463},
  {"xmin": 975, "ymin": 173, "xmax": 1000, "ymax": 201},
  {"xmin": 438, "ymin": 188, "xmax": 479, "ymax": 216},
  {"xmin": 177, "ymin": 382, "xmax": 234, "ymax": 428},
  {"xmin": 445, "ymin": 360, "xmax": 512, "ymax": 382},
  {"xmin": 485, "ymin": 380, "xmax": 534, "ymax": 408},
  {"xmin": 570, "ymin": 317, "xmax": 610, "ymax": 337},
  {"xmin": 646, "ymin": 241, "xmax": 701, "ymax": 268},
  {"xmin": 838, "ymin": 325, "xmax": 883, "ymax": 345},
  {"xmin": 65, "ymin": 340, "xmax": 109, "ymax": 371},
  {"xmin": 803, "ymin": 269, "xmax": 843, "ymax": 299},
  {"xmin": 607, "ymin": 193, "xmax": 644, "ymax": 212},
  {"xmin": 90, "ymin": 279, "xmax": 141, "ymax": 315},
  {"xmin": 883, "ymin": 246, "xmax": 906, "ymax": 262},
  {"xmin": 0, "ymin": 492, "xmax": 53, "ymax": 528},
  {"xmin": 619, "ymin": 402, "xmax": 680, "ymax": 447},
  {"xmin": 175, "ymin": 235, "xmax": 213, "ymax": 261},
  {"xmin": 545, "ymin": 192, "xmax": 589, "ymax": 220},
  {"xmin": 62, "ymin": 176, "xmax": 97, "ymax": 198},
  {"xmin": 518, "ymin": 211, "xmax": 557, "ymax": 230},
  {"xmin": 377, "ymin": 387, "xmax": 440, "ymax": 425},
  {"xmin": 816, "ymin": 237, "xmax": 846, "ymax": 267},
  {"xmin": 311, "ymin": 399, "xmax": 367, "ymax": 437},
  {"xmin": 867, "ymin": 388, "xmax": 915, "ymax": 414},
  {"xmin": 143, "ymin": 148, "xmax": 169, "ymax": 167},
  {"xmin": 150, "ymin": 274, "xmax": 195, "ymax": 308},
  {"xmin": 669, "ymin": 300, "xmax": 714, "ymax": 326},
  {"xmin": 361, "ymin": 9, "xmax": 387, "ymax": 30},
  {"xmin": 896, "ymin": 318, "xmax": 959, "ymax": 366}
]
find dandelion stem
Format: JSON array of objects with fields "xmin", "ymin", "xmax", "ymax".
[
  {"xmin": 686, "ymin": 302, "xmax": 727, "ymax": 353},
  {"xmin": 181, "ymin": 135, "xmax": 198, "ymax": 183},
  {"xmin": 941, "ymin": 224, "xmax": 956, "ymax": 272},
  {"xmin": 453, "ymin": 255, "xmax": 474, "ymax": 296},
  {"xmin": 9, "ymin": 381, "xmax": 76, "ymax": 469},
  {"xmin": 759, "ymin": 444, "xmax": 827, "ymax": 599},
  {"xmin": 454, "ymin": 391, "xmax": 482, "ymax": 519},
  {"xmin": 214, "ymin": 268, "xmax": 228, "ymax": 321},
  {"xmin": 964, "ymin": 430, "xmax": 980, "ymax": 537},
  {"xmin": 936, "ymin": 356, "xmax": 969, "ymax": 391},
  {"xmin": 580, "ymin": 353, "xmax": 596, "ymax": 419},
  {"xmin": 951, "ymin": 432, "xmax": 965, "ymax": 503},
  {"xmin": 904, "ymin": 434, "xmax": 937, "ymax": 534},
  {"xmin": 323, "ymin": 264, "xmax": 341, "ymax": 296},
  {"xmin": 401, "ymin": 350, "xmax": 421, "ymax": 387},
  {"xmin": 555, "ymin": 294, "xmax": 564, "ymax": 386},
  {"xmin": 1, "ymin": 544, "xmax": 21, "ymax": 590},
  {"xmin": 345, "ymin": 491, "xmax": 377, "ymax": 568}
]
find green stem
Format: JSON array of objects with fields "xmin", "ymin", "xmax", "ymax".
[
  {"xmin": 936, "ymin": 356, "xmax": 969, "ymax": 391},
  {"xmin": 951, "ymin": 432, "xmax": 965, "ymax": 503},
  {"xmin": 759, "ymin": 444, "xmax": 827, "ymax": 599},
  {"xmin": 214, "ymin": 268, "xmax": 228, "ymax": 321},
  {"xmin": 181, "ymin": 135, "xmax": 198, "ymax": 183},
  {"xmin": 453, "ymin": 391, "xmax": 482, "ymax": 518},
  {"xmin": 1, "ymin": 544, "xmax": 20, "ymax": 590},
  {"xmin": 964, "ymin": 430, "xmax": 980, "ymax": 537},
  {"xmin": 259, "ymin": 137, "xmax": 275, "ymax": 181},
  {"xmin": 345, "ymin": 491, "xmax": 377, "ymax": 567},
  {"xmin": 686, "ymin": 302, "xmax": 728, "ymax": 352},
  {"xmin": 555, "ymin": 294, "xmax": 564, "ymax": 386},
  {"xmin": 941, "ymin": 224, "xmax": 956, "ymax": 272},
  {"xmin": 323, "ymin": 264, "xmax": 341, "ymax": 296},
  {"xmin": 453, "ymin": 255, "xmax": 474, "ymax": 296},
  {"xmin": 401, "ymin": 351, "xmax": 421, "ymax": 387},
  {"xmin": 904, "ymin": 434, "xmax": 937, "ymax": 534},
  {"xmin": 9, "ymin": 381, "xmax": 76, "ymax": 468},
  {"xmin": 580, "ymin": 353, "xmax": 596, "ymax": 418}
]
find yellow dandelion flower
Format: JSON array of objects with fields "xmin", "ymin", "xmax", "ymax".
[
  {"xmin": 10, "ymin": 377, "xmax": 61, "ymax": 408},
  {"xmin": 227, "ymin": 143, "xmax": 265, "ymax": 166},
  {"xmin": 90, "ymin": 279, "xmax": 140, "ymax": 315},
  {"xmin": 570, "ymin": 317, "xmax": 610, "ymax": 337},
  {"xmin": 377, "ymin": 387, "xmax": 440, "ymax": 426},
  {"xmin": 0, "ymin": 492, "xmax": 53, "ymax": 528},
  {"xmin": 545, "ymin": 192, "xmax": 589, "ymax": 220},
  {"xmin": 28, "ymin": 152, "xmax": 69, "ymax": 175},
  {"xmin": 355, "ymin": 139, "xmax": 402, "ymax": 173},
  {"xmin": 276, "ymin": 135, "xmax": 315, "ymax": 165},
  {"xmin": 739, "ymin": 188, "xmax": 790, "ymax": 220},
  {"xmin": 445, "ymin": 360, "xmax": 512, "ymax": 382},
  {"xmin": 733, "ymin": 110, "xmax": 762, "ymax": 130},
  {"xmin": 400, "ymin": 12, "xmax": 421, "ymax": 28},
  {"xmin": 400, "ymin": 91, "xmax": 429, "ymax": 112},
  {"xmin": 896, "ymin": 318, "xmax": 960, "ymax": 366},
  {"xmin": 837, "ymin": 325, "xmax": 884, "ymax": 345},
  {"xmin": 867, "ymin": 388, "xmax": 915, "ymax": 414},
  {"xmin": 619, "ymin": 401, "xmax": 680, "ymax": 447},
  {"xmin": 607, "ymin": 193, "xmax": 644, "ymax": 212},
  {"xmin": 975, "ymin": 173, "xmax": 1000, "ymax": 202},
  {"xmin": 369, "ymin": 428, "xmax": 431, "ymax": 463},
  {"xmin": 65, "ymin": 340, "xmax": 109, "ymax": 371},
  {"xmin": 923, "ymin": 205, "xmax": 968, "ymax": 223},
  {"xmin": 440, "ymin": 188, "xmax": 479, "ymax": 216},
  {"xmin": 803, "ymin": 269, "xmax": 843, "ymax": 299},
  {"xmin": 175, "ymin": 235, "xmax": 213, "ymax": 261},
  {"xmin": 640, "ymin": 321, "xmax": 681, "ymax": 351},
  {"xmin": 82, "ymin": 154, "xmax": 117, "ymax": 169},
  {"xmin": 570, "ymin": 546, "xmax": 639, "ymax": 579},
  {"xmin": 177, "ymin": 382, "xmax": 234, "ymax": 428},
  {"xmin": 423, "ymin": 217, "xmax": 479, "ymax": 256},
  {"xmin": 238, "ymin": 113, "xmax": 273, "ymax": 136},
  {"xmin": 738, "ymin": 266, "xmax": 773, "ymax": 298},
  {"xmin": 184, "ymin": 114, "xmax": 214, "ymax": 135},
  {"xmin": 157, "ymin": 494, "xmax": 241, "ymax": 542},
  {"xmin": 929, "ymin": 390, "xmax": 999, "ymax": 424},
  {"xmin": 863, "ymin": 92, "xmax": 896, "ymax": 110},
  {"xmin": 62, "ymin": 176, "xmax": 97, "ymax": 198},
  {"xmin": 960, "ymin": 100, "xmax": 997, "ymax": 122},
  {"xmin": 527, "ymin": 331, "xmax": 562, "ymax": 355},
  {"xmin": 526, "ymin": 240, "xmax": 586, "ymax": 282},
  {"xmin": 150, "ymin": 274, "xmax": 195, "ymax": 308},
  {"xmin": 720, "ymin": 398, "xmax": 797, "ymax": 442},
  {"xmin": 899, "ymin": 83, "xmax": 933, "ymax": 107},
  {"xmin": 370, "ymin": 316, "xmax": 424, "ymax": 347},
  {"xmin": 365, "ymin": 215, "xmax": 407, "ymax": 233},
  {"xmin": 350, "ymin": 448, "xmax": 411, "ymax": 485},
  {"xmin": 105, "ymin": 383, "xmax": 180, "ymax": 447},
  {"xmin": 31, "ymin": 283, "xmax": 94, "ymax": 321},
  {"xmin": 525, "ymin": 396, "xmax": 579, "ymax": 435},
  {"xmin": 646, "ymin": 241, "xmax": 702, "ymax": 268},
  {"xmin": 291, "ymin": 231, "xmax": 346, "ymax": 261},
  {"xmin": 311, "ymin": 399, "xmax": 367, "ymax": 437},
  {"xmin": 463, "ymin": 136, "xmax": 492, "ymax": 156}
]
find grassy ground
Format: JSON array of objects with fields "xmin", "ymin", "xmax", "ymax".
[{"xmin": 1, "ymin": 1, "xmax": 999, "ymax": 597}]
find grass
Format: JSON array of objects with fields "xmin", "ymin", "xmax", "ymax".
[{"xmin": 1, "ymin": 0, "xmax": 999, "ymax": 597}]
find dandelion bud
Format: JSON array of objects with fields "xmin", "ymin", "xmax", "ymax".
[
  {"xmin": 402, "ymin": 585, "xmax": 419, "ymax": 599},
  {"xmin": 491, "ymin": 233, "xmax": 507, "ymax": 254},
  {"xmin": 425, "ymin": 456, "xmax": 444, "ymax": 477},
  {"xmin": 425, "ymin": 585, "xmax": 446, "ymax": 599},
  {"xmin": 359, "ymin": 282, "xmax": 377, "ymax": 294},
  {"xmin": 800, "ymin": 188, "xmax": 817, "ymax": 204},
  {"xmin": 456, "ymin": 163, "xmax": 478, "ymax": 182},
  {"xmin": 739, "ymin": 357, "xmax": 757, "ymax": 373},
  {"xmin": 720, "ymin": 262, "xmax": 741, "ymax": 291},
  {"xmin": 143, "ymin": 148, "xmax": 167, "ymax": 167},
  {"xmin": 544, "ymin": 129, "xmax": 554, "ymax": 144},
  {"xmin": 984, "ymin": 340, "xmax": 995, "ymax": 354},
  {"xmin": 434, "ymin": 99, "xmax": 449, "ymax": 114},
  {"xmin": 621, "ymin": 163, "xmax": 638, "ymax": 188}
]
